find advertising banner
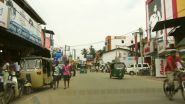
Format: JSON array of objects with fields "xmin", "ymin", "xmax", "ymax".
[
  {"xmin": 0, "ymin": 2, "xmax": 8, "ymax": 28},
  {"xmin": 7, "ymin": 0, "xmax": 42, "ymax": 46},
  {"xmin": 146, "ymin": 0, "xmax": 175, "ymax": 53},
  {"xmin": 45, "ymin": 33, "xmax": 51, "ymax": 50},
  {"xmin": 155, "ymin": 58, "xmax": 166, "ymax": 77}
]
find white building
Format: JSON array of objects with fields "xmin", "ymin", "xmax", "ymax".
[
  {"xmin": 105, "ymin": 35, "xmax": 134, "ymax": 51},
  {"xmin": 102, "ymin": 48, "xmax": 137, "ymax": 67}
]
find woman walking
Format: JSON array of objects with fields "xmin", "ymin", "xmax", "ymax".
[
  {"xmin": 62, "ymin": 60, "xmax": 71, "ymax": 89},
  {"xmin": 53, "ymin": 61, "xmax": 61, "ymax": 90}
]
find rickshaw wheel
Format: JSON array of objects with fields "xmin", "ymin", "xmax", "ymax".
[
  {"xmin": 25, "ymin": 87, "xmax": 32, "ymax": 94},
  {"xmin": 110, "ymin": 74, "xmax": 112, "ymax": 79},
  {"xmin": 50, "ymin": 82, "xmax": 53, "ymax": 88}
]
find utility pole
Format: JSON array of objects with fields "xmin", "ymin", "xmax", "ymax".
[
  {"xmin": 64, "ymin": 45, "xmax": 66, "ymax": 56},
  {"xmin": 133, "ymin": 32, "xmax": 138, "ymax": 65},
  {"xmin": 73, "ymin": 49, "xmax": 76, "ymax": 60},
  {"xmin": 139, "ymin": 28, "xmax": 144, "ymax": 68}
]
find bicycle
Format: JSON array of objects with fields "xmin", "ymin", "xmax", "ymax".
[{"xmin": 163, "ymin": 70, "xmax": 185, "ymax": 101}]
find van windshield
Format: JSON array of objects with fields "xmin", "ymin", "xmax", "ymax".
[{"xmin": 21, "ymin": 59, "xmax": 41, "ymax": 70}]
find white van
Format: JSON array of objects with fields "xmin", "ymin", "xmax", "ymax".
[{"xmin": 126, "ymin": 63, "xmax": 150, "ymax": 75}]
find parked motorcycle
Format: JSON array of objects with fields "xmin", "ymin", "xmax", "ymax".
[{"xmin": 0, "ymin": 70, "xmax": 24, "ymax": 104}]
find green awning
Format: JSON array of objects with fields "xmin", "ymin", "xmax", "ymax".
[
  {"xmin": 176, "ymin": 38, "xmax": 185, "ymax": 48},
  {"xmin": 152, "ymin": 16, "xmax": 185, "ymax": 32}
]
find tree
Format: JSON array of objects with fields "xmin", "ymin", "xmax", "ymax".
[
  {"xmin": 89, "ymin": 45, "xmax": 96, "ymax": 59},
  {"xmin": 81, "ymin": 48, "xmax": 88, "ymax": 58}
]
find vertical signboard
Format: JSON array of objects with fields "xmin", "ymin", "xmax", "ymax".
[
  {"xmin": 7, "ymin": 0, "xmax": 42, "ymax": 46},
  {"xmin": 146, "ymin": 0, "xmax": 175, "ymax": 53},
  {"xmin": 155, "ymin": 58, "xmax": 166, "ymax": 77},
  {"xmin": 45, "ymin": 33, "xmax": 51, "ymax": 50},
  {"xmin": 0, "ymin": 1, "xmax": 8, "ymax": 28}
]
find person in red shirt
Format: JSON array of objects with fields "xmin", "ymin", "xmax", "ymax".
[
  {"xmin": 165, "ymin": 51, "xmax": 177, "ymax": 87},
  {"xmin": 62, "ymin": 60, "xmax": 72, "ymax": 89}
]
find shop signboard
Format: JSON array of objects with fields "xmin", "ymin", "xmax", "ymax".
[
  {"xmin": 155, "ymin": 58, "xmax": 166, "ymax": 77},
  {"xmin": 45, "ymin": 33, "xmax": 51, "ymax": 50},
  {"xmin": 7, "ymin": 0, "xmax": 42, "ymax": 46},
  {"xmin": 0, "ymin": 2, "xmax": 8, "ymax": 28}
]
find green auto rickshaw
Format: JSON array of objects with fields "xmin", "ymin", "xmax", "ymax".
[
  {"xmin": 109, "ymin": 62, "xmax": 126, "ymax": 79},
  {"xmin": 80, "ymin": 64, "xmax": 87, "ymax": 74}
]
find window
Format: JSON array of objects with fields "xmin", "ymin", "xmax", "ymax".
[
  {"xmin": 130, "ymin": 64, "xmax": 134, "ymax": 67},
  {"xmin": 138, "ymin": 64, "xmax": 141, "ymax": 67},
  {"xmin": 21, "ymin": 59, "xmax": 41, "ymax": 70},
  {"xmin": 143, "ymin": 64, "xmax": 148, "ymax": 67},
  {"xmin": 121, "ymin": 40, "xmax": 124, "ymax": 43},
  {"xmin": 114, "ymin": 64, "xmax": 124, "ymax": 69}
]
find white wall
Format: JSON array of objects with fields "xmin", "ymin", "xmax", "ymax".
[
  {"xmin": 102, "ymin": 49, "xmax": 146, "ymax": 67},
  {"xmin": 102, "ymin": 49, "xmax": 131, "ymax": 66},
  {"xmin": 111, "ymin": 35, "xmax": 133, "ymax": 50}
]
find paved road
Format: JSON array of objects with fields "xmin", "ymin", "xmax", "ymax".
[{"xmin": 12, "ymin": 71, "xmax": 185, "ymax": 104}]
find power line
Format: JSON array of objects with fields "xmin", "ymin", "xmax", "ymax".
[{"xmin": 70, "ymin": 28, "xmax": 139, "ymax": 48}]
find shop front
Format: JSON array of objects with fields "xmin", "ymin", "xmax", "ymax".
[{"xmin": 0, "ymin": 0, "xmax": 50, "ymax": 66}]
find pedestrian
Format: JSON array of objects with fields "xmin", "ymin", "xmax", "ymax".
[
  {"xmin": 53, "ymin": 61, "xmax": 61, "ymax": 90},
  {"xmin": 62, "ymin": 60, "xmax": 72, "ymax": 89},
  {"xmin": 175, "ymin": 51, "xmax": 184, "ymax": 70}
]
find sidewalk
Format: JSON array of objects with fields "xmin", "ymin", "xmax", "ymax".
[
  {"xmin": 143, "ymin": 76, "xmax": 165, "ymax": 82},
  {"xmin": 131, "ymin": 75, "xmax": 165, "ymax": 82}
]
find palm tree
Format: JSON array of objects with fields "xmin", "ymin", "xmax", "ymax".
[{"xmin": 81, "ymin": 48, "xmax": 88, "ymax": 58}]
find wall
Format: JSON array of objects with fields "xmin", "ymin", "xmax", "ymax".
[
  {"xmin": 105, "ymin": 35, "xmax": 133, "ymax": 51},
  {"xmin": 102, "ymin": 49, "xmax": 131, "ymax": 67}
]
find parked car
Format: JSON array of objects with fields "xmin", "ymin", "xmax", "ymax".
[{"xmin": 126, "ymin": 63, "xmax": 150, "ymax": 75}]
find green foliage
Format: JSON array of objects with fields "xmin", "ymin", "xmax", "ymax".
[{"xmin": 81, "ymin": 48, "xmax": 88, "ymax": 58}]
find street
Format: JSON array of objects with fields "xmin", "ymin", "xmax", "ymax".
[{"xmin": 12, "ymin": 71, "xmax": 184, "ymax": 104}]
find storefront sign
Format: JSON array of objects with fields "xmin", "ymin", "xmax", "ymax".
[
  {"xmin": 155, "ymin": 58, "xmax": 166, "ymax": 77},
  {"xmin": 0, "ymin": 2, "xmax": 8, "ymax": 28},
  {"xmin": 7, "ymin": 0, "xmax": 42, "ymax": 46}
]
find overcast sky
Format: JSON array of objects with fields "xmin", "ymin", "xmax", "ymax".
[{"xmin": 27, "ymin": 0, "xmax": 146, "ymax": 56}]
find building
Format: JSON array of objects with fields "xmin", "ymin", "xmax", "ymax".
[
  {"xmin": 102, "ymin": 48, "xmax": 137, "ymax": 67},
  {"xmin": 145, "ymin": 0, "xmax": 185, "ymax": 77},
  {"xmin": 0, "ymin": 0, "xmax": 52, "ymax": 64},
  {"xmin": 105, "ymin": 35, "xmax": 133, "ymax": 51}
]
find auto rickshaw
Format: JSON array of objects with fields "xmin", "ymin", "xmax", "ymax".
[
  {"xmin": 20, "ymin": 57, "xmax": 53, "ymax": 93},
  {"xmin": 109, "ymin": 62, "xmax": 126, "ymax": 79},
  {"xmin": 80, "ymin": 64, "xmax": 87, "ymax": 74}
]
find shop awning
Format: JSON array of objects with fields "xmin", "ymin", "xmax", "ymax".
[
  {"xmin": 152, "ymin": 16, "xmax": 185, "ymax": 32},
  {"xmin": 0, "ymin": 28, "xmax": 50, "ymax": 57},
  {"xmin": 168, "ymin": 26, "xmax": 185, "ymax": 36},
  {"xmin": 176, "ymin": 38, "xmax": 185, "ymax": 48},
  {"xmin": 42, "ymin": 29, "xmax": 55, "ymax": 35}
]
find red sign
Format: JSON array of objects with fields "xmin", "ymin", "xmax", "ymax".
[
  {"xmin": 144, "ymin": 47, "xmax": 150, "ymax": 53},
  {"xmin": 160, "ymin": 60, "xmax": 165, "ymax": 75},
  {"xmin": 45, "ymin": 37, "xmax": 51, "ymax": 50}
]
